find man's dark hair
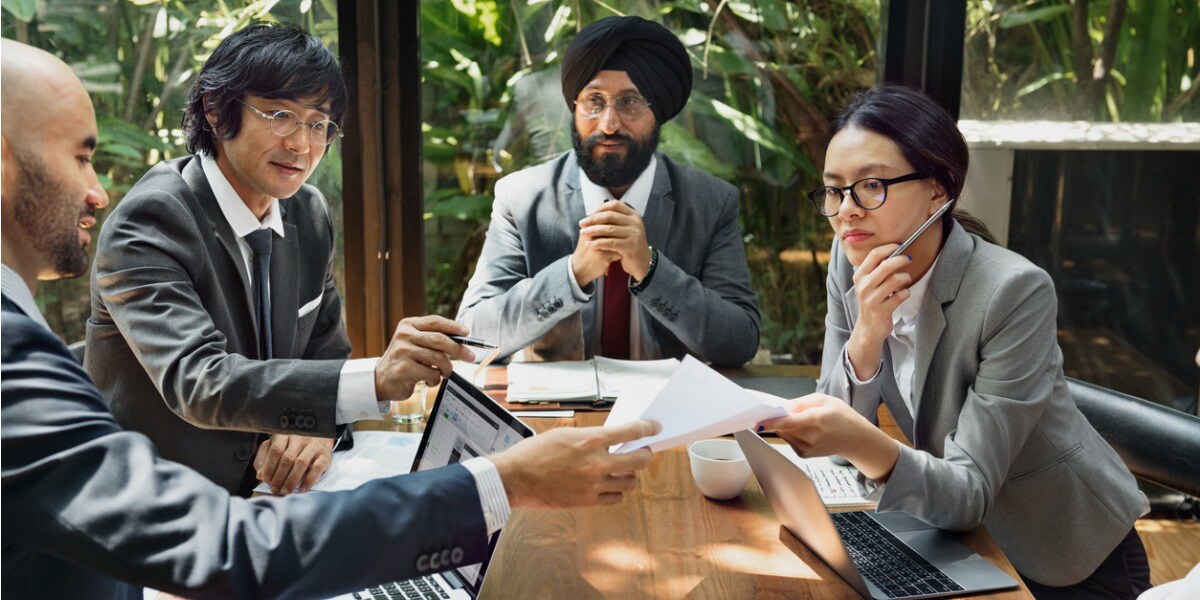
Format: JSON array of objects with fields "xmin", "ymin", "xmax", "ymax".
[{"xmin": 183, "ymin": 23, "xmax": 347, "ymax": 157}]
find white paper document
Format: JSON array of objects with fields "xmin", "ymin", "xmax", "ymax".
[
  {"xmin": 606, "ymin": 355, "xmax": 790, "ymax": 453},
  {"xmin": 771, "ymin": 445, "xmax": 873, "ymax": 507},
  {"xmin": 253, "ymin": 431, "xmax": 422, "ymax": 495},
  {"xmin": 506, "ymin": 357, "xmax": 679, "ymax": 403}
]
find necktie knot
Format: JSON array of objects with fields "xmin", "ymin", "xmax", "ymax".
[{"xmin": 245, "ymin": 228, "xmax": 273, "ymax": 257}]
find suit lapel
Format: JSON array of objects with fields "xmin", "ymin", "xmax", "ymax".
[
  {"xmin": 182, "ymin": 159, "xmax": 257, "ymax": 337},
  {"xmin": 270, "ymin": 217, "xmax": 301, "ymax": 359},
  {"xmin": 879, "ymin": 344, "xmax": 915, "ymax": 444},
  {"xmin": 642, "ymin": 154, "xmax": 675, "ymax": 252},
  {"xmin": 910, "ymin": 223, "xmax": 973, "ymax": 445}
]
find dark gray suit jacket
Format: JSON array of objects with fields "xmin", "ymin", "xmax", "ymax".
[
  {"xmin": 819, "ymin": 222, "xmax": 1144, "ymax": 586},
  {"xmin": 86, "ymin": 156, "xmax": 352, "ymax": 493},
  {"xmin": 458, "ymin": 151, "xmax": 760, "ymax": 367},
  {"xmin": 3, "ymin": 296, "xmax": 488, "ymax": 599}
]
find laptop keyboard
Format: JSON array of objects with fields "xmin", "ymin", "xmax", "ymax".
[
  {"xmin": 352, "ymin": 575, "xmax": 452, "ymax": 600},
  {"xmin": 831, "ymin": 512, "xmax": 964, "ymax": 598}
]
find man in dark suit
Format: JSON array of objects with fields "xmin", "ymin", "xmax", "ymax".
[
  {"xmin": 86, "ymin": 24, "xmax": 463, "ymax": 496},
  {"xmin": 457, "ymin": 16, "xmax": 761, "ymax": 366},
  {"xmin": 1, "ymin": 38, "xmax": 658, "ymax": 598}
]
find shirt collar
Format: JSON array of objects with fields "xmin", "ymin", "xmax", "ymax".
[
  {"xmin": 579, "ymin": 155, "xmax": 657, "ymax": 216},
  {"xmin": 1, "ymin": 263, "xmax": 52, "ymax": 331},
  {"xmin": 894, "ymin": 252, "xmax": 941, "ymax": 325},
  {"xmin": 199, "ymin": 152, "xmax": 285, "ymax": 239}
]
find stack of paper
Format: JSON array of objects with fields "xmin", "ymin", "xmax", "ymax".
[
  {"xmin": 605, "ymin": 355, "xmax": 790, "ymax": 453},
  {"xmin": 506, "ymin": 357, "xmax": 679, "ymax": 403}
]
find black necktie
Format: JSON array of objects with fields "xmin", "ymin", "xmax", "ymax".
[{"xmin": 244, "ymin": 229, "xmax": 273, "ymax": 360}]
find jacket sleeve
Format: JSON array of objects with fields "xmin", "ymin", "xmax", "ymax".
[
  {"xmin": 91, "ymin": 190, "xmax": 344, "ymax": 436},
  {"xmin": 2, "ymin": 315, "xmax": 489, "ymax": 599},
  {"xmin": 631, "ymin": 185, "xmax": 761, "ymax": 367},
  {"xmin": 456, "ymin": 182, "xmax": 591, "ymax": 360}
]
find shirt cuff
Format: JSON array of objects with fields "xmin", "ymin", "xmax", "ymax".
[
  {"xmin": 336, "ymin": 357, "xmax": 387, "ymax": 423},
  {"xmin": 461, "ymin": 457, "xmax": 511, "ymax": 536},
  {"xmin": 565, "ymin": 255, "xmax": 593, "ymax": 301},
  {"xmin": 842, "ymin": 346, "xmax": 882, "ymax": 385}
]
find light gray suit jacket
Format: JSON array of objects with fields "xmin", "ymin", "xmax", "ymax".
[
  {"xmin": 457, "ymin": 151, "xmax": 760, "ymax": 367},
  {"xmin": 819, "ymin": 221, "xmax": 1144, "ymax": 586},
  {"xmin": 86, "ymin": 156, "xmax": 351, "ymax": 493}
]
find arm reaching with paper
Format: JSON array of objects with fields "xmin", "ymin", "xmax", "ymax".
[
  {"xmin": 758, "ymin": 394, "xmax": 901, "ymax": 482},
  {"xmin": 490, "ymin": 420, "xmax": 661, "ymax": 509}
]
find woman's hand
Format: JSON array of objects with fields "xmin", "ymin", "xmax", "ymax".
[
  {"xmin": 759, "ymin": 393, "xmax": 901, "ymax": 482},
  {"xmin": 847, "ymin": 244, "xmax": 912, "ymax": 380}
]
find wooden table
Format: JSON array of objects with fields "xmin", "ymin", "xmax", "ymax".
[{"xmin": 369, "ymin": 366, "xmax": 1033, "ymax": 599}]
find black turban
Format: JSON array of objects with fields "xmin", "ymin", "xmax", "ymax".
[{"xmin": 561, "ymin": 16, "xmax": 693, "ymax": 124}]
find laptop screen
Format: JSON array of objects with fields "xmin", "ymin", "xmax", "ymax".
[{"xmin": 411, "ymin": 372, "xmax": 534, "ymax": 593}]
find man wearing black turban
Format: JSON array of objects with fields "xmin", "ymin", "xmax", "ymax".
[{"xmin": 459, "ymin": 16, "xmax": 761, "ymax": 368}]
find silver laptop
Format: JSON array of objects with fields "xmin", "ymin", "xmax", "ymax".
[
  {"xmin": 735, "ymin": 430, "xmax": 1018, "ymax": 600},
  {"xmin": 333, "ymin": 372, "xmax": 535, "ymax": 600}
]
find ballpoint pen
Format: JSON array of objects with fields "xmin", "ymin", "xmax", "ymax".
[
  {"xmin": 887, "ymin": 198, "xmax": 956, "ymax": 259},
  {"xmin": 448, "ymin": 334, "xmax": 499, "ymax": 349}
]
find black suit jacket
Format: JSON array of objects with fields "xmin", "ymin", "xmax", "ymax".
[
  {"xmin": 3, "ymin": 296, "xmax": 489, "ymax": 599},
  {"xmin": 87, "ymin": 155, "xmax": 354, "ymax": 493}
]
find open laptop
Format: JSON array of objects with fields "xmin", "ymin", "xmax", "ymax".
[
  {"xmin": 333, "ymin": 372, "xmax": 535, "ymax": 600},
  {"xmin": 735, "ymin": 430, "xmax": 1018, "ymax": 600}
]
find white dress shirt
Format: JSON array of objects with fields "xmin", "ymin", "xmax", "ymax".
[
  {"xmin": 843, "ymin": 254, "xmax": 941, "ymax": 417},
  {"xmin": 200, "ymin": 154, "xmax": 510, "ymax": 533},
  {"xmin": 567, "ymin": 155, "xmax": 658, "ymax": 359}
]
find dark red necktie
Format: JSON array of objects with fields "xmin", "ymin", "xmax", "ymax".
[{"xmin": 600, "ymin": 260, "xmax": 631, "ymax": 359}]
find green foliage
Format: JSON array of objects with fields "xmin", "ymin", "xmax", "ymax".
[
  {"xmin": 3, "ymin": 0, "xmax": 342, "ymax": 343},
  {"xmin": 964, "ymin": 0, "xmax": 1200, "ymax": 122},
  {"xmin": 421, "ymin": 0, "xmax": 880, "ymax": 362}
]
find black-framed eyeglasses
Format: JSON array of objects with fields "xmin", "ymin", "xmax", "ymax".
[
  {"xmin": 807, "ymin": 173, "xmax": 927, "ymax": 216},
  {"xmin": 238, "ymin": 100, "xmax": 343, "ymax": 146},
  {"xmin": 573, "ymin": 93, "xmax": 653, "ymax": 121}
]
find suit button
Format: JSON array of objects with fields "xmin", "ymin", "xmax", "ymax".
[
  {"xmin": 280, "ymin": 415, "xmax": 290, "ymax": 428},
  {"xmin": 235, "ymin": 447, "xmax": 251, "ymax": 461},
  {"xmin": 304, "ymin": 416, "xmax": 316, "ymax": 429},
  {"xmin": 554, "ymin": 299, "xmax": 563, "ymax": 308},
  {"xmin": 537, "ymin": 315, "xmax": 545, "ymax": 322}
]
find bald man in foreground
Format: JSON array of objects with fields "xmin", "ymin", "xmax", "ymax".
[
  {"xmin": 0, "ymin": 39, "xmax": 659, "ymax": 599},
  {"xmin": 458, "ymin": 16, "xmax": 760, "ymax": 367}
]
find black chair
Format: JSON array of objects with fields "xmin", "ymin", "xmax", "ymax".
[{"xmin": 1066, "ymin": 377, "xmax": 1200, "ymax": 499}]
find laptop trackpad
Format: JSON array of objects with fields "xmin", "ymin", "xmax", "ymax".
[
  {"xmin": 895, "ymin": 528, "xmax": 1019, "ymax": 591},
  {"xmin": 870, "ymin": 510, "xmax": 936, "ymax": 533}
]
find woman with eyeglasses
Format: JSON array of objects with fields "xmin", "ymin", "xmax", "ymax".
[{"xmin": 761, "ymin": 84, "xmax": 1149, "ymax": 598}]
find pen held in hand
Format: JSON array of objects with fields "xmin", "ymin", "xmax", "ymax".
[
  {"xmin": 887, "ymin": 198, "xmax": 956, "ymax": 259},
  {"xmin": 447, "ymin": 334, "xmax": 499, "ymax": 349}
]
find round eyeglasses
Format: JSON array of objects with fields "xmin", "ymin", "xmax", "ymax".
[
  {"xmin": 573, "ymin": 93, "xmax": 653, "ymax": 121},
  {"xmin": 238, "ymin": 100, "xmax": 343, "ymax": 146},
  {"xmin": 807, "ymin": 173, "xmax": 927, "ymax": 216}
]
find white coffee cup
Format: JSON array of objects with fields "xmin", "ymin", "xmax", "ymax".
[{"xmin": 688, "ymin": 439, "xmax": 751, "ymax": 500}]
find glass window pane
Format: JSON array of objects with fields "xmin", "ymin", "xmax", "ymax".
[
  {"xmin": 2, "ymin": 1, "xmax": 345, "ymax": 343},
  {"xmin": 960, "ymin": 1, "xmax": 1200, "ymax": 415}
]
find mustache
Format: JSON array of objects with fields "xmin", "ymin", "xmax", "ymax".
[{"xmin": 584, "ymin": 132, "xmax": 635, "ymax": 147}]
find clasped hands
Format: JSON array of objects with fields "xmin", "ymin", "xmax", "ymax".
[{"xmin": 572, "ymin": 200, "xmax": 652, "ymax": 286}]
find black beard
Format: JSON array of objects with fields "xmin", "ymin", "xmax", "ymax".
[
  {"xmin": 572, "ymin": 123, "xmax": 660, "ymax": 188},
  {"xmin": 12, "ymin": 149, "xmax": 91, "ymax": 278}
]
